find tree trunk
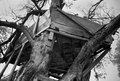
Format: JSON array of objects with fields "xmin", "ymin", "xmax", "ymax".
[{"xmin": 16, "ymin": 31, "xmax": 55, "ymax": 81}]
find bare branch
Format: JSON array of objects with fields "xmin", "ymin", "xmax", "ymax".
[
  {"xmin": 102, "ymin": 8, "xmax": 114, "ymax": 20},
  {"xmin": 39, "ymin": 0, "xmax": 47, "ymax": 9},
  {"xmin": 31, "ymin": 0, "xmax": 47, "ymax": 12},
  {"xmin": 23, "ymin": 9, "xmax": 46, "ymax": 23},
  {"xmin": 0, "ymin": 20, "xmax": 35, "ymax": 46},
  {"xmin": 88, "ymin": 0, "xmax": 104, "ymax": 19},
  {"xmin": 31, "ymin": 0, "xmax": 41, "ymax": 11}
]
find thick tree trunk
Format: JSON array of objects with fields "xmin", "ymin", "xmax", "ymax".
[{"xmin": 16, "ymin": 31, "xmax": 55, "ymax": 81}]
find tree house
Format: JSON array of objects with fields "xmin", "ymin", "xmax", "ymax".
[{"xmin": 0, "ymin": 8, "xmax": 113, "ymax": 80}]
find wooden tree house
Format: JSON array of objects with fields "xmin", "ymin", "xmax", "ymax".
[{"xmin": 0, "ymin": 7, "xmax": 113, "ymax": 81}]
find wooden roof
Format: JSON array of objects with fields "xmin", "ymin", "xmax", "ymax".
[
  {"xmin": 51, "ymin": 8, "xmax": 103, "ymax": 40},
  {"xmin": 17, "ymin": 8, "xmax": 104, "ymax": 44}
]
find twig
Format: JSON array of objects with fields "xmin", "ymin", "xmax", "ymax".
[
  {"xmin": 22, "ymin": 9, "xmax": 46, "ymax": 24},
  {"xmin": 88, "ymin": 0, "xmax": 104, "ymax": 19},
  {"xmin": 0, "ymin": 31, "xmax": 17, "ymax": 46},
  {"xmin": 31, "ymin": 0, "xmax": 42, "ymax": 11},
  {"xmin": 40, "ymin": 0, "xmax": 46, "ymax": 9}
]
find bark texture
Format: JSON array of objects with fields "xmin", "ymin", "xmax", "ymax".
[{"xmin": 16, "ymin": 31, "xmax": 54, "ymax": 81}]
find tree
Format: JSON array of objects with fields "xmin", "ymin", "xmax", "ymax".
[{"xmin": 0, "ymin": 0, "xmax": 120, "ymax": 81}]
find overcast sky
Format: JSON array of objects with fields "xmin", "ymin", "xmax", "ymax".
[
  {"xmin": 0, "ymin": 0, "xmax": 120, "ymax": 18},
  {"xmin": 0, "ymin": 0, "xmax": 120, "ymax": 81}
]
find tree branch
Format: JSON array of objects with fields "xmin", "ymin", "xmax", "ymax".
[
  {"xmin": 31, "ymin": 0, "xmax": 40, "ymax": 10},
  {"xmin": 31, "ymin": 0, "xmax": 44, "ymax": 11},
  {"xmin": 0, "ymin": 20, "xmax": 35, "ymax": 46},
  {"xmin": 88, "ymin": 0, "xmax": 104, "ymax": 19},
  {"xmin": 23, "ymin": 9, "xmax": 46, "ymax": 24}
]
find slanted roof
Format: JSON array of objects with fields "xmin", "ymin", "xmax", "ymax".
[
  {"xmin": 51, "ymin": 8, "xmax": 103, "ymax": 40},
  {"xmin": 65, "ymin": 13, "xmax": 102, "ymax": 34},
  {"xmin": 19, "ymin": 8, "xmax": 104, "ymax": 43}
]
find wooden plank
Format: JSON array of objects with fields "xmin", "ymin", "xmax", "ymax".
[
  {"xmin": 65, "ymin": 12, "xmax": 103, "ymax": 34},
  {"xmin": 52, "ymin": 22, "xmax": 90, "ymax": 38},
  {"xmin": 56, "ymin": 8, "xmax": 93, "ymax": 36},
  {"xmin": 46, "ymin": 29, "xmax": 88, "ymax": 41}
]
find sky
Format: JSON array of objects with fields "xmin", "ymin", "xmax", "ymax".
[
  {"xmin": 63, "ymin": 0, "xmax": 120, "ymax": 17},
  {"xmin": 0, "ymin": 0, "xmax": 120, "ymax": 81}
]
